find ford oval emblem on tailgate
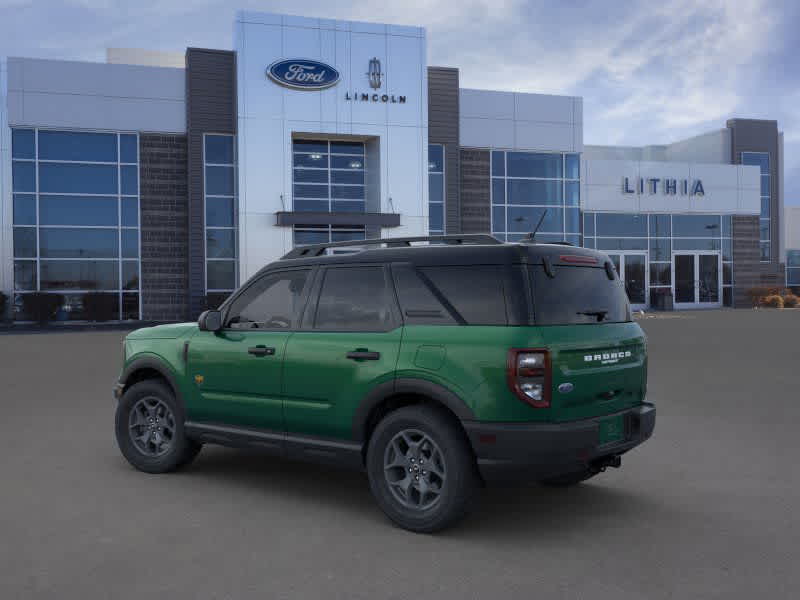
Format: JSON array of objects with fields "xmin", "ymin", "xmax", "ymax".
[{"xmin": 558, "ymin": 382, "xmax": 574, "ymax": 394}]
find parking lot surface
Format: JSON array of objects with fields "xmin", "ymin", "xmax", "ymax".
[{"xmin": 1, "ymin": 309, "xmax": 799, "ymax": 599}]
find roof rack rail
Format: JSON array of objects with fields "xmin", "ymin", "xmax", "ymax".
[{"xmin": 282, "ymin": 234, "xmax": 502, "ymax": 259}]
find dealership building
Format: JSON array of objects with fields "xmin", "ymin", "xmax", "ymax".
[{"xmin": 0, "ymin": 10, "xmax": 795, "ymax": 321}]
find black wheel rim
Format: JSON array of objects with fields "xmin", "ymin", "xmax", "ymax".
[
  {"xmin": 128, "ymin": 396, "xmax": 176, "ymax": 457},
  {"xmin": 383, "ymin": 428, "xmax": 446, "ymax": 511}
]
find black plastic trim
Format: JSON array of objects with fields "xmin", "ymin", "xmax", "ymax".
[{"xmin": 118, "ymin": 356, "xmax": 184, "ymax": 408}]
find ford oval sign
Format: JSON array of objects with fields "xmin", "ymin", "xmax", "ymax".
[{"xmin": 267, "ymin": 59, "xmax": 340, "ymax": 90}]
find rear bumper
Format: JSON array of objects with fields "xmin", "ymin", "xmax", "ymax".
[{"xmin": 464, "ymin": 403, "xmax": 655, "ymax": 483}]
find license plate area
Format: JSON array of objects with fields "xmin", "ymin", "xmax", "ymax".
[{"xmin": 598, "ymin": 414, "xmax": 625, "ymax": 445}]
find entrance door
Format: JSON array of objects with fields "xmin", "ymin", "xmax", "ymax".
[
  {"xmin": 672, "ymin": 252, "xmax": 721, "ymax": 309},
  {"xmin": 607, "ymin": 252, "xmax": 648, "ymax": 310}
]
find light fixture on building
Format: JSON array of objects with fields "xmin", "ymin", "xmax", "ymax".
[
  {"xmin": 310, "ymin": 153, "xmax": 322, "ymax": 160},
  {"xmin": 349, "ymin": 160, "xmax": 362, "ymax": 169}
]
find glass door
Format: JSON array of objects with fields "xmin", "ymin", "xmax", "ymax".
[
  {"xmin": 607, "ymin": 252, "xmax": 648, "ymax": 310},
  {"xmin": 672, "ymin": 252, "xmax": 721, "ymax": 309}
]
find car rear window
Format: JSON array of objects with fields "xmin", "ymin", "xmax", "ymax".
[{"xmin": 530, "ymin": 265, "xmax": 631, "ymax": 325}]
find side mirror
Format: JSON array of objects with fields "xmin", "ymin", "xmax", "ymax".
[{"xmin": 198, "ymin": 309, "xmax": 223, "ymax": 332}]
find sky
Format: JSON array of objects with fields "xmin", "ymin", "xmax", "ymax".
[{"xmin": 1, "ymin": 0, "xmax": 798, "ymax": 205}]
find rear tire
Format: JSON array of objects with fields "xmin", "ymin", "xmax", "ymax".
[
  {"xmin": 115, "ymin": 379, "xmax": 201, "ymax": 474},
  {"xmin": 539, "ymin": 469, "xmax": 597, "ymax": 487},
  {"xmin": 366, "ymin": 405, "xmax": 478, "ymax": 533}
]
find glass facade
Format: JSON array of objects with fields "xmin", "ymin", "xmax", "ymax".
[
  {"xmin": 11, "ymin": 128, "xmax": 141, "ymax": 320},
  {"xmin": 742, "ymin": 152, "xmax": 770, "ymax": 261},
  {"xmin": 583, "ymin": 213, "xmax": 734, "ymax": 307},
  {"xmin": 787, "ymin": 250, "xmax": 800, "ymax": 287},
  {"xmin": 491, "ymin": 150, "xmax": 580, "ymax": 245},
  {"xmin": 428, "ymin": 144, "xmax": 445, "ymax": 235},
  {"xmin": 291, "ymin": 139, "xmax": 366, "ymax": 247},
  {"xmin": 204, "ymin": 134, "xmax": 238, "ymax": 293}
]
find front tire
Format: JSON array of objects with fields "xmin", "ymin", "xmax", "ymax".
[
  {"xmin": 366, "ymin": 405, "xmax": 478, "ymax": 533},
  {"xmin": 115, "ymin": 379, "xmax": 201, "ymax": 474}
]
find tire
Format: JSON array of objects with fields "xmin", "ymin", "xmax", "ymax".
[
  {"xmin": 115, "ymin": 379, "xmax": 201, "ymax": 474},
  {"xmin": 539, "ymin": 469, "xmax": 597, "ymax": 487},
  {"xmin": 366, "ymin": 405, "xmax": 479, "ymax": 533}
]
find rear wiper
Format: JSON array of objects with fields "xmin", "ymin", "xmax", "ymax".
[{"xmin": 577, "ymin": 310, "xmax": 608, "ymax": 322}]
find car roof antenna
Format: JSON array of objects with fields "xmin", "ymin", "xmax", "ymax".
[{"xmin": 522, "ymin": 209, "xmax": 548, "ymax": 242}]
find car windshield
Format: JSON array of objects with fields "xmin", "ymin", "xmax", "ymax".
[{"xmin": 529, "ymin": 265, "xmax": 631, "ymax": 325}]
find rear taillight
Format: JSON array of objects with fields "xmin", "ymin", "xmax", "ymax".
[{"xmin": 507, "ymin": 348, "xmax": 551, "ymax": 408}]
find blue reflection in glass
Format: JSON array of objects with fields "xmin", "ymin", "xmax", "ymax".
[
  {"xmin": 506, "ymin": 206, "xmax": 562, "ymax": 233},
  {"xmin": 120, "ymin": 135, "xmax": 138, "ymax": 163},
  {"xmin": 331, "ymin": 185, "xmax": 364, "ymax": 200},
  {"xmin": 428, "ymin": 173, "xmax": 443, "ymax": 203},
  {"xmin": 507, "ymin": 152, "xmax": 562, "ymax": 178},
  {"xmin": 595, "ymin": 213, "xmax": 647, "ymax": 237},
  {"xmin": 12, "ymin": 161, "xmax": 36, "ymax": 192},
  {"xmin": 294, "ymin": 200, "xmax": 328, "ymax": 212},
  {"xmin": 12, "ymin": 129, "xmax": 35, "ymax": 159},
  {"xmin": 331, "ymin": 229, "xmax": 366, "ymax": 242},
  {"xmin": 13, "ymin": 194, "xmax": 36, "ymax": 225},
  {"xmin": 123, "ymin": 261, "xmax": 139, "ymax": 290},
  {"xmin": 673, "ymin": 214, "xmax": 720, "ymax": 237},
  {"xmin": 331, "ymin": 156, "xmax": 362, "ymax": 170},
  {"xmin": 331, "ymin": 201, "xmax": 365, "ymax": 213},
  {"xmin": 38, "ymin": 131, "xmax": 117, "ymax": 162},
  {"xmin": 330, "ymin": 141, "xmax": 364, "ymax": 155},
  {"xmin": 491, "ymin": 151, "xmax": 505, "ymax": 177},
  {"xmin": 206, "ymin": 197, "xmax": 234, "ymax": 227},
  {"xmin": 40, "ymin": 195, "xmax": 118, "ymax": 226},
  {"xmin": 428, "ymin": 145, "xmax": 444, "ymax": 172},
  {"xmin": 294, "ymin": 184, "xmax": 329, "ymax": 199},
  {"xmin": 565, "ymin": 154, "xmax": 580, "ymax": 179},
  {"xmin": 565, "ymin": 181, "xmax": 580, "ymax": 206},
  {"xmin": 293, "ymin": 169, "xmax": 328, "ymax": 184},
  {"xmin": 596, "ymin": 238, "xmax": 648, "ymax": 251},
  {"xmin": 649, "ymin": 214, "xmax": 671, "ymax": 237},
  {"xmin": 294, "ymin": 153, "xmax": 329, "ymax": 168},
  {"xmin": 40, "ymin": 260, "xmax": 119, "ymax": 290},
  {"xmin": 205, "ymin": 135, "xmax": 234, "ymax": 164},
  {"xmin": 121, "ymin": 229, "xmax": 139, "ymax": 258},
  {"xmin": 121, "ymin": 198, "xmax": 139, "ymax": 227},
  {"xmin": 121, "ymin": 165, "xmax": 138, "ymax": 195},
  {"xmin": 332, "ymin": 170, "xmax": 365, "ymax": 185},
  {"xmin": 14, "ymin": 261, "xmax": 37, "ymax": 291},
  {"xmin": 649, "ymin": 238, "xmax": 671, "ymax": 261},
  {"xmin": 206, "ymin": 229, "xmax": 236, "ymax": 259},
  {"xmin": 721, "ymin": 215, "xmax": 732, "ymax": 237},
  {"xmin": 429, "ymin": 203, "xmax": 444, "ymax": 231},
  {"xmin": 492, "ymin": 179, "xmax": 505, "ymax": 205},
  {"xmin": 13, "ymin": 228, "xmax": 36, "ymax": 258},
  {"xmin": 294, "ymin": 230, "xmax": 329, "ymax": 245},
  {"xmin": 583, "ymin": 213, "xmax": 595, "ymax": 236},
  {"xmin": 39, "ymin": 163, "xmax": 118, "ymax": 194},
  {"xmin": 565, "ymin": 208, "xmax": 580, "ymax": 233},
  {"xmin": 206, "ymin": 166, "xmax": 235, "ymax": 195},
  {"xmin": 39, "ymin": 228, "xmax": 118, "ymax": 258},
  {"xmin": 207, "ymin": 261, "xmax": 236, "ymax": 290},
  {"xmin": 507, "ymin": 180, "xmax": 562, "ymax": 205}
]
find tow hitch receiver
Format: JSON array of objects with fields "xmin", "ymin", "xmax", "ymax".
[{"xmin": 591, "ymin": 454, "xmax": 622, "ymax": 473}]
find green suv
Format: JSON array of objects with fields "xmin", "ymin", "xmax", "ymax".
[{"xmin": 114, "ymin": 235, "xmax": 655, "ymax": 532}]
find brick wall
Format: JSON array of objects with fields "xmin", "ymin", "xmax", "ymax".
[
  {"xmin": 459, "ymin": 149, "xmax": 490, "ymax": 234},
  {"xmin": 139, "ymin": 134, "xmax": 189, "ymax": 321},
  {"xmin": 732, "ymin": 215, "xmax": 787, "ymax": 307}
]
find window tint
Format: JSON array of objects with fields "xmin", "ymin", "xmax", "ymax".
[
  {"xmin": 392, "ymin": 265, "xmax": 456, "ymax": 325},
  {"xmin": 227, "ymin": 270, "xmax": 310, "ymax": 329},
  {"xmin": 420, "ymin": 266, "xmax": 507, "ymax": 325},
  {"xmin": 530, "ymin": 265, "xmax": 630, "ymax": 325},
  {"xmin": 314, "ymin": 267, "xmax": 392, "ymax": 331}
]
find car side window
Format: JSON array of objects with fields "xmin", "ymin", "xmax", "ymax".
[
  {"xmin": 226, "ymin": 269, "xmax": 310, "ymax": 329},
  {"xmin": 314, "ymin": 266, "xmax": 393, "ymax": 331}
]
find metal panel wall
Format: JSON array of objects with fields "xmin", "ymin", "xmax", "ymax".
[{"xmin": 428, "ymin": 67, "xmax": 460, "ymax": 234}]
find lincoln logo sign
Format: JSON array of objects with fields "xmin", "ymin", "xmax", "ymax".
[
  {"xmin": 266, "ymin": 59, "xmax": 340, "ymax": 90},
  {"xmin": 623, "ymin": 176, "xmax": 705, "ymax": 196}
]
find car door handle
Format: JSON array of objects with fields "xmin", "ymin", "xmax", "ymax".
[
  {"xmin": 346, "ymin": 350, "xmax": 381, "ymax": 361},
  {"xmin": 248, "ymin": 345, "xmax": 275, "ymax": 357}
]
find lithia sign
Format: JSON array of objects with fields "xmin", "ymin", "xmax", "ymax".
[
  {"xmin": 623, "ymin": 176, "xmax": 705, "ymax": 196},
  {"xmin": 267, "ymin": 57, "xmax": 406, "ymax": 103}
]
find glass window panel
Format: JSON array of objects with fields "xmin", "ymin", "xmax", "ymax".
[
  {"xmin": 507, "ymin": 179, "xmax": 562, "ymax": 205},
  {"xmin": 331, "ymin": 185, "xmax": 364, "ymax": 200},
  {"xmin": 649, "ymin": 214, "xmax": 671, "ymax": 237},
  {"xmin": 565, "ymin": 181, "xmax": 580, "ymax": 206},
  {"xmin": 723, "ymin": 287, "xmax": 732, "ymax": 307},
  {"xmin": 672, "ymin": 214, "xmax": 721, "ymax": 237},
  {"xmin": 721, "ymin": 215, "xmax": 732, "ymax": 237},
  {"xmin": 583, "ymin": 213, "xmax": 595, "ymax": 236},
  {"xmin": 429, "ymin": 203, "xmax": 444, "ymax": 232},
  {"xmin": 428, "ymin": 145, "xmax": 444, "ymax": 172},
  {"xmin": 330, "ymin": 155, "xmax": 362, "ymax": 170},
  {"xmin": 596, "ymin": 238, "xmax": 647, "ymax": 250},
  {"xmin": 314, "ymin": 267, "xmax": 392, "ymax": 331},
  {"xmin": 761, "ymin": 197, "xmax": 770, "ymax": 218},
  {"xmin": 205, "ymin": 197, "xmax": 234, "ymax": 227},
  {"xmin": 121, "ymin": 198, "xmax": 139, "ymax": 227},
  {"xmin": 122, "ymin": 261, "xmax": 139, "ymax": 290},
  {"xmin": 565, "ymin": 234, "xmax": 581, "ymax": 247},
  {"xmin": 673, "ymin": 238, "xmax": 721, "ymax": 251},
  {"xmin": 294, "ymin": 229, "xmax": 329, "ymax": 245},
  {"xmin": 205, "ymin": 135, "xmax": 234, "ymax": 164},
  {"xmin": 122, "ymin": 293, "xmax": 139, "ymax": 320},
  {"xmin": 331, "ymin": 228, "xmax": 366, "ymax": 242},
  {"xmin": 206, "ymin": 229, "xmax": 236, "ymax": 258},
  {"xmin": 40, "ymin": 228, "xmax": 118, "ymax": 258},
  {"xmin": 506, "ymin": 206, "xmax": 563, "ymax": 233},
  {"xmin": 12, "ymin": 129, "xmax": 35, "ymax": 159},
  {"xmin": 14, "ymin": 261, "xmax": 37, "ymax": 291},
  {"xmin": 565, "ymin": 154, "xmax": 580, "ymax": 179},
  {"xmin": 565, "ymin": 207, "xmax": 580, "ymax": 233},
  {"xmin": 293, "ymin": 168, "xmax": 329, "ymax": 184},
  {"xmin": 582, "ymin": 236, "xmax": 595, "ymax": 249},
  {"xmin": 294, "ymin": 199, "xmax": 328, "ymax": 212},
  {"xmin": 429, "ymin": 173, "xmax": 444, "ymax": 204},
  {"xmin": 40, "ymin": 195, "xmax": 118, "ymax": 226},
  {"xmin": 121, "ymin": 165, "xmax": 138, "ymax": 195},
  {"xmin": 492, "ymin": 207, "xmax": 505, "ymax": 233},
  {"xmin": 207, "ymin": 260, "xmax": 236, "ymax": 290},
  {"xmin": 787, "ymin": 268, "xmax": 800, "ymax": 285},
  {"xmin": 649, "ymin": 238, "xmax": 671, "ymax": 261},
  {"xmin": 507, "ymin": 152, "xmax": 562, "ymax": 178},
  {"xmin": 741, "ymin": 152, "xmax": 769, "ymax": 174},
  {"xmin": 330, "ymin": 141, "xmax": 364, "ymax": 155},
  {"xmin": 39, "ymin": 163, "xmax": 118, "ymax": 194},
  {"xmin": 760, "ymin": 175, "xmax": 770, "ymax": 196},
  {"xmin": 787, "ymin": 251, "xmax": 800, "ymax": 268},
  {"xmin": 12, "ymin": 161, "xmax": 36, "ymax": 192},
  {"xmin": 760, "ymin": 242, "xmax": 770, "ymax": 261},
  {"xmin": 38, "ymin": 131, "xmax": 118, "ymax": 162},
  {"xmin": 122, "ymin": 229, "xmax": 139, "ymax": 259},
  {"xmin": 293, "ymin": 140, "xmax": 328, "ymax": 154},
  {"xmin": 723, "ymin": 263, "xmax": 732, "ymax": 285},
  {"xmin": 40, "ymin": 260, "xmax": 119, "ymax": 290},
  {"xmin": 120, "ymin": 134, "xmax": 138, "ymax": 163},
  {"xmin": 650, "ymin": 263, "xmax": 671, "ymax": 286},
  {"xmin": 491, "ymin": 179, "xmax": 505, "ymax": 205},
  {"xmin": 205, "ymin": 165, "xmax": 235, "ymax": 195},
  {"xmin": 759, "ymin": 219, "xmax": 770, "ymax": 240},
  {"xmin": 13, "ymin": 227, "xmax": 37, "ymax": 258},
  {"xmin": 491, "ymin": 151, "xmax": 505, "ymax": 177},
  {"xmin": 13, "ymin": 194, "xmax": 36, "ymax": 225},
  {"xmin": 332, "ymin": 170, "xmax": 365, "ymax": 185},
  {"xmin": 331, "ymin": 200, "xmax": 365, "ymax": 213},
  {"xmin": 595, "ymin": 213, "xmax": 647, "ymax": 237},
  {"xmin": 294, "ymin": 153, "xmax": 329, "ymax": 168},
  {"xmin": 294, "ymin": 184, "xmax": 329, "ymax": 199}
]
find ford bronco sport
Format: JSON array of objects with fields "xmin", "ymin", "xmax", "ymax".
[{"xmin": 114, "ymin": 235, "xmax": 655, "ymax": 532}]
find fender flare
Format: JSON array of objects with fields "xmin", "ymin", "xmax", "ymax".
[
  {"xmin": 119, "ymin": 356, "xmax": 185, "ymax": 410},
  {"xmin": 351, "ymin": 378, "xmax": 475, "ymax": 442}
]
